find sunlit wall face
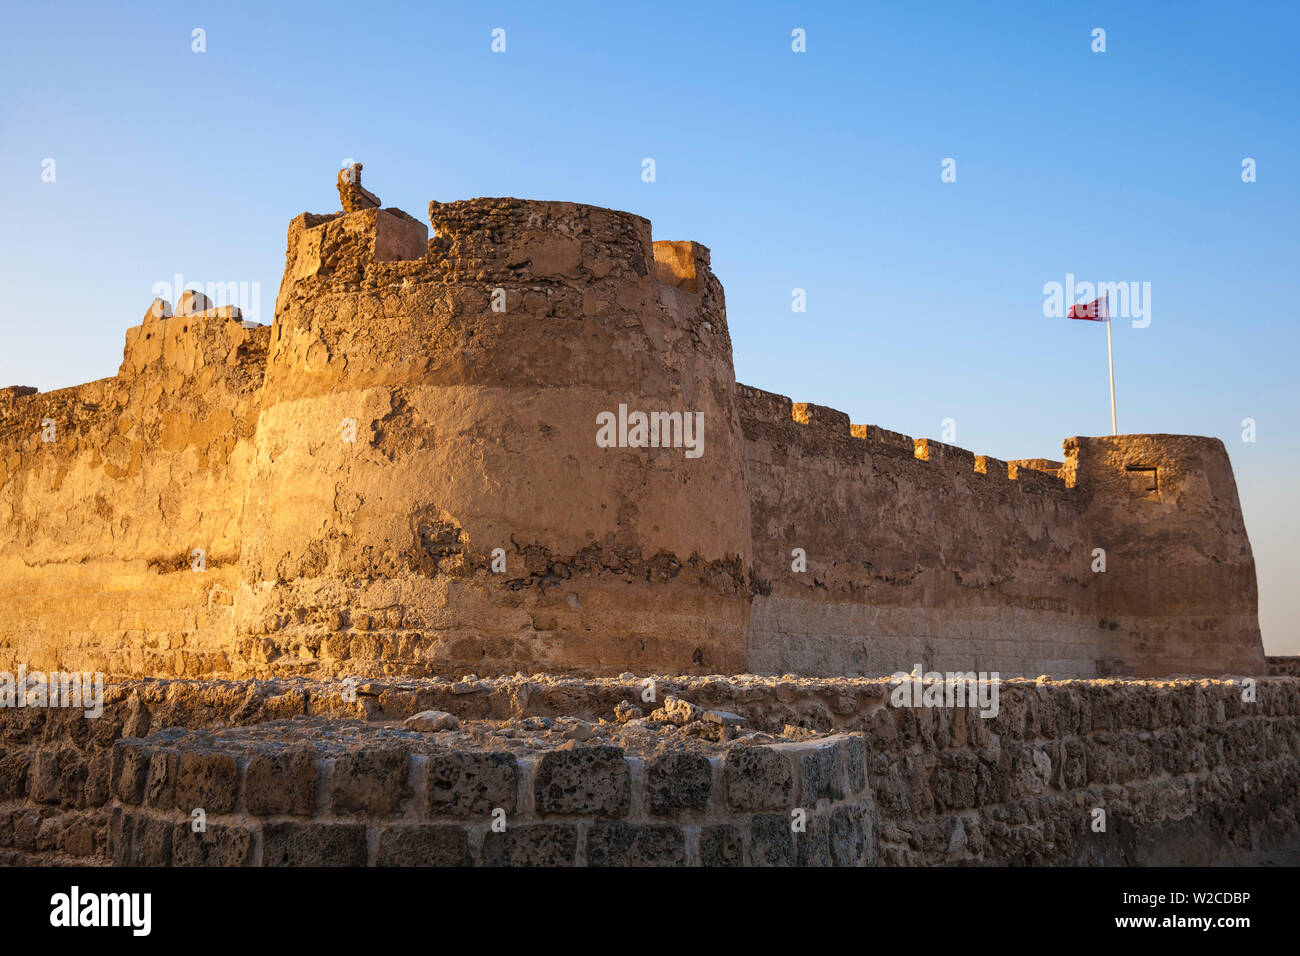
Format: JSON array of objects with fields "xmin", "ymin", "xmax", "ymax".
[{"xmin": 0, "ymin": 1, "xmax": 1295, "ymax": 654}]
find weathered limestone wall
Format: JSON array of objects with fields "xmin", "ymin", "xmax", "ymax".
[
  {"xmin": 2, "ymin": 675, "xmax": 1296, "ymax": 866},
  {"xmin": 0, "ymin": 184, "xmax": 1267, "ymax": 680},
  {"xmin": 1065, "ymin": 435, "xmax": 1264, "ymax": 677},
  {"xmin": 234, "ymin": 199, "xmax": 752, "ymax": 677},
  {"xmin": 739, "ymin": 387, "xmax": 1097, "ymax": 678},
  {"xmin": 0, "ymin": 308, "xmax": 269, "ymax": 679},
  {"xmin": 738, "ymin": 388, "xmax": 1265, "ymax": 678}
]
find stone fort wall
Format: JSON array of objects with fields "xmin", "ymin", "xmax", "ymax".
[
  {"xmin": 741, "ymin": 396, "xmax": 1263, "ymax": 679},
  {"xmin": 0, "ymin": 178, "xmax": 1267, "ymax": 680},
  {"xmin": 0, "ymin": 310, "xmax": 269, "ymax": 679},
  {"xmin": 2, "ymin": 675, "xmax": 1297, "ymax": 867}
]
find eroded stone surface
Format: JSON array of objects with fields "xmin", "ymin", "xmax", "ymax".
[
  {"xmin": 0, "ymin": 172, "xmax": 1268, "ymax": 682},
  {"xmin": 10, "ymin": 675, "xmax": 1278, "ymax": 866}
]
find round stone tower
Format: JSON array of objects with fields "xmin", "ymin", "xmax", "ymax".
[{"xmin": 232, "ymin": 187, "xmax": 753, "ymax": 676}]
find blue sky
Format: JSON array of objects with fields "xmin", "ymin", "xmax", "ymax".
[{"xmin": 2, "ymin": 1, "xmax": 1296, "ymax": 653}]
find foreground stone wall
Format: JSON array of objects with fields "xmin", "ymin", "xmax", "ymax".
[
  {"xmin": 1268, "ymin": 656, "xmax": 1300, "ymax": 677},
  {"xmin": 105, "ymin": 723, "xmax": 872, "ymax": 867},
  {"xmin": 2, "ymin": 675, "xmax": 1295, "ymax": 866}
]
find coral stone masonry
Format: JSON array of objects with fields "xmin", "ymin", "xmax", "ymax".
[{"xmin": 1, "ymin": 675, "xmax": 1297, "ymax": 867}]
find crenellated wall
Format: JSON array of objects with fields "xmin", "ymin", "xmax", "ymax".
[
  {"xmin": 0, "ymin": 181, "xmax": 1267, "ymax": 680},
  {"xmin": 738, "ymin": 387, "xmax": 1098, "ymax": 678},
  {"xmin": 738, "ymin": 388, "xmax": 1264, "ymax": 679}
]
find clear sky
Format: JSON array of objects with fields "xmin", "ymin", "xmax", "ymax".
[{"xmin": 1, "ymin": 1, "xmax": 1296, "ymax": 653}]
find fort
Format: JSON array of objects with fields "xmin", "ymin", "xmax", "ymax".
[
  {"xmin": 1, "ymin": 168, "xmax": 1293, "ymax": 868},
  {"xmin": 0, "ymin": 165, "xmax": 1266, "ymax": 683}
]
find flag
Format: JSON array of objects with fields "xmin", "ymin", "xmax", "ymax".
[
  {"xmin": 1068, "ymin": 294, "xmax": 1109, "ymax": 322},
  {"xmin": 1064, "ymin": 291, "xmax": 1117, "ymax": 434}
]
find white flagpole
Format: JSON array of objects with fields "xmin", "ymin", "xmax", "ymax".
[{"xmin": 1105, "ymin": 293, "xmax": 1117, "ymax": 435}]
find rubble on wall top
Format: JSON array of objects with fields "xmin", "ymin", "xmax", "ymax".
[
  {"xmin": 338, "ymin": 162, "xmax": 381, "ymax": 213},
  {"xmin": 142, "ymin": 291, "xmax": 243, "ymax": 326}
]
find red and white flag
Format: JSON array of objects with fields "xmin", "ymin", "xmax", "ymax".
[
  {"xmin": 1068, "ymin": 293, "xmax": 1109, "ymax": 322},
  {"xmin": 1065, "ymin": 291, "xmax": 1117, "ymax": 434}
]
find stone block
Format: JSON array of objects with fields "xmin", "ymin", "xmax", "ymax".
[
  {"xmin": 750, "ymin": 813, "xmax": 795, "ymax": 866},
  {"xmin": 29, "ymin": 749, "xmax": 61, "ymax": 804},
  {"xmin": 797, "ymin": 813, "xmax": 832, "ymax": 867},
  {"xmin": 262, "ymin": 822, "xmax": 367, "ymax": 867},
  {"xmin": 36, "ymin": 816, "xmax": 62, "ymax": 852},
  {"xmin": 646, "ymin": 752, "xmax": 712, "ymax": 814},
  {"xmin": 0, "ymin": 753, "xmax": 31, "ymax": 800},
  {"xmin": 175, "ymin": 750, "xmax": 239, "ymax": 815},
  {"xmin": 405, "ymin": 710, "xmax": 459, "ymax": 732},
  {"xmin": 109, "ymin": 809, "xmax": 173, "ymax": 866},
  {"xmin": 375, "ymin": 825, "xmax": 473, "ymax": 866},
  {"xmin": 330, "ymin": 747, "xmax": 409, "ymax": 815},
  {"xmin": 56, "ymin": 752, "xmax": 88, "ymax": 807},
  {"xmin": 144, "ymin": 749, "xmax": 179, "ymax": 809},
  {"xmin": 425, "ymin": 751, "xmax": 519, "ymax": 817},
  {"xmin": 481, "ymin": 824, "xmax": 578, "ymax": 867},
  {"xmin": 698, "ymin": 824, "xmax": 745, "ymax": 867},
  {"xmin": 172, "ymin": 823, "xmax": 254, "ymax": 866},
  {"xmin": 829, "ymin": 805, "xmax": 868, "ymax": 866},
  {"xmin": 12, "ymin": 809, "xmax": 44, "ymax": 853},
  {"xmin": 534, "ymin": 746, "xmax": 629, "ymax": 817},
  {"xmin": 933, "ymin": 750, "xmax": 978, "ymax": 810},
  {"xmin": 586, "ymin": 822, "xmax": 686, "ymax": 867},
  {"xmin": 845, "ymin": 733, "xmax": 869, "ymax": 792},
  {"xmin": 798, "ymin": 739, "xmax": 847, "ymax": 804},
  {"xmin": 723, "ymin": 746, "xmax": 793, "ymax": 811},
  {"xmin": 83, "ymin": 751, "xmax": 112, "ymax": 807},
  {"xmin": 244, "ymin": 749, "xmax": 317, "ymax": 816},
  {"xmin": 59, "ymin": 820, "xmax": 97, "ymax": 858}
]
